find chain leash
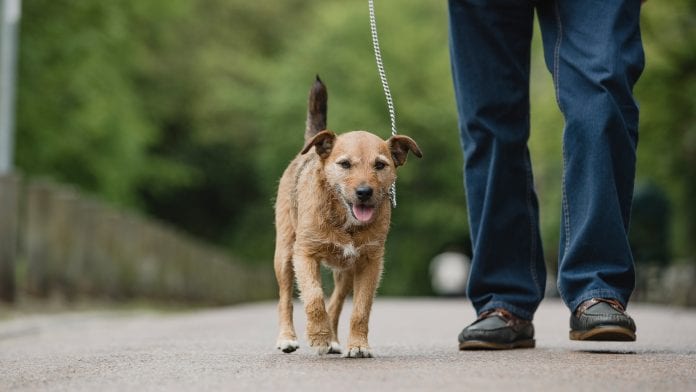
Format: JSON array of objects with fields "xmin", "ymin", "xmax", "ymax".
[{"xmin": 368, "ymin": 0, "xmax": 398, "ymax": 208}]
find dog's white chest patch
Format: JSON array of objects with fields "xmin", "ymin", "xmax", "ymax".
[{"xmin": 341, "ymin": 243, "xmax": 359, "ymax": 259}]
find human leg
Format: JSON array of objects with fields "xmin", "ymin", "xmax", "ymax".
[
  {"xmin": 449, "ymin": 0, "xmax": 546, "ymax": 321},
  {"xmin": 537, "ymin": 0, "xmax": 645, "ymax": 313}
]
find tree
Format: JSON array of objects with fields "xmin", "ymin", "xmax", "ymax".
[
  {"xmin": 15, "ymin": 0, "xmax": 695, "ymax": 300},
  {"xmin": 635, "ymin": 0, "xmax": 696, "ymax": 259}
]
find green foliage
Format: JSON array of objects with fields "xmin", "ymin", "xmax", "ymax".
[
  {"xmin": 16, "ymin": 0, "xmax": 188, "ymax": 206},
  {"xmin": 14, "ymin": 0, "xmax": 696, "ymax": 298},
  {"xmin": 636, "ymin": 0, "xmax": 696, "ymax": 258}
]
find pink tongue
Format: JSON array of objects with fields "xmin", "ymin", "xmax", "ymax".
[{"xmin": 352, "ymin": 205, "xmax": 375, "ymax": 222}]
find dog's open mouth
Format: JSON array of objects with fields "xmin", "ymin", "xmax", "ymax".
[{"xmin": 351, "ymin": 203, "xmax": 376, "ymax": 223}]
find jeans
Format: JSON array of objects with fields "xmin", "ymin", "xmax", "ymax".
[{"xmin": 448, "ymin": 0, "xmax": 644, "ymax": 320}]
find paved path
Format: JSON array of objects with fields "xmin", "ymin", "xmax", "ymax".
[{"xmin": 1, "ymin": 299, "xmax": 695, "ymax": 391}]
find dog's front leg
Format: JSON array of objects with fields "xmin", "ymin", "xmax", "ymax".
[
  {"xmin": 294, "ymin": 253, "xmax": 332, "ymax": 354},
  {"xmin": 345, "ymin": 256, "xmax": 383, "ymax": 358},
  {"xmin": 326, "ymin": 268, "xmax": 354, "ymax": 354}
]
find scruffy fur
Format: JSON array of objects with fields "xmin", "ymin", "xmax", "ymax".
[{"xmin": 274, "ymin": 77, "xmax": 421, "ymax": 358}]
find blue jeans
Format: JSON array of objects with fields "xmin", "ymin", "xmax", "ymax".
[{"xmin": 448, "ymin": 0, "xmax": 644, "ymax": 320}]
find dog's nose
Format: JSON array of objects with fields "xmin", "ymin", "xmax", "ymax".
[{"xmin": 356, "ymin": 186, "xmax": 373, "ymax": 201}]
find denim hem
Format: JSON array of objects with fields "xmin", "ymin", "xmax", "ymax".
[
  {"xmin": 567, "ymin": 289, "xmax": 626, "ymax": 313},
  {"xmin": 478, "ymin": 301, "xmax": 535, "ymax": 321}
]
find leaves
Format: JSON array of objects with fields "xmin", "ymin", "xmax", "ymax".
[{"xmin": 15, "ymin": 0, "xmax": 696, "ymax": 298}]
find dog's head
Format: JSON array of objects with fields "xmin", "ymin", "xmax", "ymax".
[{"xmin": 301, "ymin": 130, "xmax": 422, "ymax": 225}]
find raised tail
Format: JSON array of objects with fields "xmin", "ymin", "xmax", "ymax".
[{"xmin": 305, "ymin": 75, "xmax": 328, "ymax": 142}]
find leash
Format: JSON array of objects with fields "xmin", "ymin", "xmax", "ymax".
[{"xmin": 368, "ymin": 0, "xmax": 398, "ymax": 208}]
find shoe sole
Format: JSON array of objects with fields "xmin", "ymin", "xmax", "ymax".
[
  {"xmin": 569, "ymin": 326, "xmax": 636, "ymax": 341},
  {"xmin": 459, "ymin": 339, "xmax": 535, "ymax": 350}
]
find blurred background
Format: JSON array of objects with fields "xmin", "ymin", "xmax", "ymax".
[{"xmin": 0, "ymin": 0, "xmax": 694, "ymax": 307}]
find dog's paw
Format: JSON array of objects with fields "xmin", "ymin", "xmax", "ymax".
[
  {"xmin": 343, "ymin": 346, "xmax": 373, "ymax": 358},
  {"xmin": 307, "ymin": 333, "xmax": 332, "ymax": 355},
  {"xmin": 313, "ymin": 344, "xmax": 331, "ymax": 355},
  {"xmin": 276, "ymin": 339, "xmax": 299, "ymax": 353},
  {"xmin": 327, "ymin": 341, "xmax": 342, "ymax": 355},
  {"xmin": 308, "ymin": 339, "xmax": 331, "ymax": 355}
]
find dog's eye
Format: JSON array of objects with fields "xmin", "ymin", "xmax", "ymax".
[
  {"xmin": 338, "ymin": 160, "xmax": 352, "ymax": 169},
  {"xmin": 374, "ymin": 161, "xmax": 387, "ymax": 170}
]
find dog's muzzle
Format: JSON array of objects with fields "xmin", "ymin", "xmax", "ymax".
[
  {"xmin": 356, "ymin": 186, "xmax": 373, "ymax": 202},
  {"xmin": 351, "ymin": 186, "xmax": 376, "ymax": 223}
]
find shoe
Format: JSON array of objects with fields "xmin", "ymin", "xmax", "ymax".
[
  {"xmin": 458, "ymin": 308, "xmax": 535, "ymax": 350},
  {"xmin": 569, "ymin": 298, "xmax": 636, "ymax": 341}
]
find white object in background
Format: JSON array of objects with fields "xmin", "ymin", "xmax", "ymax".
[{"xmin": 430, "ymin": 251, "xmax": 470, "ymax": 296}]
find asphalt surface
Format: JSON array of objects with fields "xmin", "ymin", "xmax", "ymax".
[{"xmin": 1, "ymin": 298, "xmax": 695, "ymax": 391}]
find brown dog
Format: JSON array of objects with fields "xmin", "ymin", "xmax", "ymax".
[{"xmin": 274, "ymin": 77, "xmax": 421, "ymax": 358}]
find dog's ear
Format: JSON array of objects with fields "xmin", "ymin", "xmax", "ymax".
[
  {"xmin": 388, "ymin": 135, "xmax": 422, "ymax": 167},
  {"xmin": 301, "ymin": 130, "xmax": 336, "ymax": 159}
]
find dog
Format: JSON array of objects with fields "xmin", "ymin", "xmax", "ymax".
[{"xmin": 273, "ymin": 76, "xmax": 421, "ymax": 358}]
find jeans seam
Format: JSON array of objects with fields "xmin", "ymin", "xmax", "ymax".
[
  {"xmin": 524, "ymin": 151, "xmax": 541, "ymax": 297},
  {"xmin": 561, "ymin": 160, "xmax": 570, "ymax": 256},
  {"xmin": 553, "ymin": 2, "xmax": 571, "ymax": 257},
  {"xmin": 555, "ymin": 5, "xmax": 571, "ymax": 307},
  {"xmin": 552, "ymin": 2, "xmax": 564, "ymax": 113}
]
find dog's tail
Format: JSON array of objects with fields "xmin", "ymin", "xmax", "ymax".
[{"xmin": 305, "ymin": 75, "xmax": 328, "ymax": 142}]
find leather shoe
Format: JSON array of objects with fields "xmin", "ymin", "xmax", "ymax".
[
  {"xmin": 570, "ymin": 298, "xmax": 636, "ymax": 341},
  {"xmin": 458, "ymin": 308, "xmax": 535, "ymax": 350}
]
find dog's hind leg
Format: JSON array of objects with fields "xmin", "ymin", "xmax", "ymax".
[
  {"xmin": 274, "ymin": 229, "xmax": 299, "ymax": 353},
  {"xmin": 326, "ymin": 268, "xmax": 354, "ymax": 354}
]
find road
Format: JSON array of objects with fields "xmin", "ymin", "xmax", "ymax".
[{"xmin": 1, "ymin": 298, "xmax": 695, "ymax": 391}]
